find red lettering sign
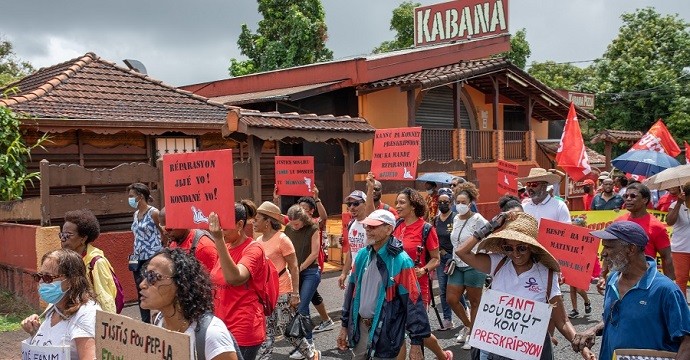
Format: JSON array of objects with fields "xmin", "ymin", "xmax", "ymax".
[
  {"xmin": 414, "ymin": 0, "xmax": 509, "ymax": 47},
  {"xmin": 163, "ymin": 149, "xmax": 235, "ymax": 229},
  {"xmin": 497, "ymin": 160, "xmax": 518, "ymax": 196},
  {"xmin": 275, "ymin": 156, "xmax": 315, "ymax": 196},
  {"xmin": 538, "ymin": 219, "xmax": 599, "ymax": 290},
  {"xmin": 370, "ymin": 127, "xmax": 422, "ymax": 181}
]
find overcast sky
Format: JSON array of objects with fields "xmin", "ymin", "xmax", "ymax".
[{"xmin": 2, "ymin": 1, "xmax": 689, "ymax": 87}]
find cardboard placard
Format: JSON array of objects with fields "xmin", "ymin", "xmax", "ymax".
[
  {"xmin": 274, "ymin": 156, "xmax": 315, "ymax": 196},
  {"xmin": 613, "ymin": 349, "xmax": 677, "ymax": 359},
  {"xmin": 22, "ymin": 339, "xmax": 70, "ymax": 360},
  {"xmin": 468, "ymin": 289, "xmax": 552, "ymax": 360},
  {"xmin": 497, "ymin": 160, "xmax": 519, "ymax": 196},
  {"xmin": 538, "ymin": 219, "xmax": 600, "ymax": 289},
  {"xmin": 96, "ymin": 310, "xmax": 191, "ymax": 360},
  {"xmin": 163, "ymin": 149, "xmax": 235, "ymax": 229},
  {"xmin": 370, "ymin": 127, "xmax": 422, "ymax": 180}
]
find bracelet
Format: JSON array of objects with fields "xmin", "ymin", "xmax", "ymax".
[
  {"xmin": 290, "ymin": 293, "xmax": 300, "ymax": 298},
  {"xmin": 314, "ymin": 199, "xmax": 321, "ymax": 203}
]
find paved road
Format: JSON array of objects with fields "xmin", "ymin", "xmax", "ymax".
[{"xmin": 2, "ymin": 270, "xmax": 605, "ymax": 359}]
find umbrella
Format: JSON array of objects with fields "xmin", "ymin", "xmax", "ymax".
[
  {"xmin": 416, "ymin": 172, "xmax": 455, "ymax": 185},
  {"xmin": 645, "ymin": 164, "xmax": 690, "ymax": 190},
  {"xmin": 611, "ymin": 150, "xmax": 680, "ymax": 177}
]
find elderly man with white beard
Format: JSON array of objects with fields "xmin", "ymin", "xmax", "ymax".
[{"xmin": 572, "ymin": 221, "xmax": 690, "ymax": 360}]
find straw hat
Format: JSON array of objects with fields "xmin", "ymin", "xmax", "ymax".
[
  {"xmin": 256, "ymin": 201, "xmax": 284, "ymax": 223},
  {"xmin": 516, "ymin": 168, "xmax": 561, "ymax": 185},
  {"xmin": 477, "ymin": 212, "xmax": 560, "ymax": 272}
]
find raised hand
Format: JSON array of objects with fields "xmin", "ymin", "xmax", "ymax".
[{"xmin": 208, "ymin": 212, "xmax": 224, "ymax": 243}]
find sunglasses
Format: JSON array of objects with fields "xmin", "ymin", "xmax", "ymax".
[
  {"xmin": 501, "ymin": 244, "xmax": 530, "ymax": 254},
  {"xmin": 32, "ymin": 273, "xmax": 63, "ymax": 283},
  {"xmin": 141, "ymin": 269, "xmax": 173, "ymax": 286},
  {"xmin": 345, "ymin": 201, "xmax": 362, "ymax": 207},
  {"xmin": 525, "ymin": 182, "xmax": 544, "ymax": 188},
  {"xmin": 58, "ymin": 232, "xmax": 75, "ymax": 241},
  {"xmin": 373, "ymin": 187, "xmax": 382, "ymax": 192},
  {"xmin": 623, "ymin": 193, "xmax": 639, "ymax": 199}
]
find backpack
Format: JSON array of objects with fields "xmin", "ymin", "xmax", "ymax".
[
  {"xmin": 243, "ymin": 241, "xmax": 280, "ymax": 316},
  {"xmin": 88, "ymin": 256, "xmax": 125, "ymax": 314},
  {"xmin": 194, "ymin": 312, "xmax": 243, "ymax": 360},
  {"xmin": 190, "ymin": 229, "xmax": 211, "ymax": 255},
  {"xmin": 393, "ymin": 218, "xmax": 433, "ymax": 263}
]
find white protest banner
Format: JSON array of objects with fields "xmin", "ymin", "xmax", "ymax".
[
  {"xmin": 468, "ymin": 289, "xmax": 552, "ymax": 360},
  {"xmin": 96, "ymin": 310, "xmax": 191, "ymax": 360},
  {"xmin": 613, "ymin": 349, "xmax": 677, "ymax": 360},
  {"xmin": 22, "ymin": 339, "xmax": 70, "ymax": 360}
]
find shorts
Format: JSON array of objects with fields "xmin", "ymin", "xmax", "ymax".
[{"xmin": 448, "ymin": 266, "xmax": 486, "ymax": 288}]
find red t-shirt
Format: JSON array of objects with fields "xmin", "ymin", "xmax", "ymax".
[
  {"xmin": 392, "ymin": 218, "xmax": 439, "ymax": 305},
  {"xmin": 582, "ymin": 193, "xmax": 594, "ymax": 211},
  {"xmin": 615, "ymin": 213, "xmax": 671, "ymax": 257},
  {"xmin": 169, "ymin": 230, "xmax": 219, "ymax": 273},
  {"xmin": 211, "ymin": 238, "xmax": 266, "ymax": 347},
  {"xmin": 657, "ymin": 193, "xmax": 678, "ymax": 212}
]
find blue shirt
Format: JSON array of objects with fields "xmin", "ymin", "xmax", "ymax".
[
  {"xmin": 131, "ymin": 206, "xmax": 162, "ymax": 260},
  {"xmin": 600, "ymin": 257, "xmax": 690, "ymax": 360}
]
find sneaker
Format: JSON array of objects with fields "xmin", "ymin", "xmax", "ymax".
[
  {"xmin": 312, "ymin": 319, "xmax": 336, "ymax": 333},
  {"xmin": 444, "ymin": 349, "xmax": 454, "ymax": 359},
  {"xmin": 439, "ymin": 319, "xmax": 454, "ymax": 331},
  {"xmin": 584, "ymin": 302, "xmax": 592, "ymax": 314},
  {"xmin": 568, "ymin": 309, "xmax": 579, "ymax": 319},
  {"xmin": 289, "ymin": 349, "xmax": 305, "ymax": 360},
  {"xmin": 456, "ymin": 327, "xmax": 469, "ymax": 343},
  {"xmin": 462, "ymin": 342, "xmax": 472, "ymax": 350}
]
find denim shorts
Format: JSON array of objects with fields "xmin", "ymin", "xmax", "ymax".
[{"xmin": 448, "ymin": 266, "xmax": 486, "ymax": 288}]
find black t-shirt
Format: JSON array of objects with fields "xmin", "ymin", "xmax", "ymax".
[{"xmin": 434, "ymin": 212, "xmax": 456, "ymax": 253}]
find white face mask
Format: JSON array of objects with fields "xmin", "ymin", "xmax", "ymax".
[
  {"xmin": 456, "ymin": 203, "xmax": 470, "ymax": 215},
  {"xmin": 426, "ymin": 189, "xmax": 434, "ymax": 195}
]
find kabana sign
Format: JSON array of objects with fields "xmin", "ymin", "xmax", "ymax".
[
  {"xmin": 414, "ymin": 0, "xmax": 509, "ymax": 47},
  {"xmin": 555, "ymin": 90, "xmax": 595, "ymax": 110}
]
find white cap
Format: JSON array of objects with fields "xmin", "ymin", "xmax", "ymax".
[{"xmin": 360, "ymin": 209, "xmax": 396, "ymax": 227}]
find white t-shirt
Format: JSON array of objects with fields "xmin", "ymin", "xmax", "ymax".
[
  {"xmin": 29, "ymin": 301, "xmax": 100, "ymax": 360},
  {"xmin": 670, "ymin": 201, "xmax": 690, "ymax": 253},
  {"xmin": 450, "ymin": 213, "xmax": 488, "ymax": 267},
  {"xmin": 488, "ymin": 253, "xmax": 561, "ymax": 302},
  {"xmin": 155, "ymin": 314, "xmax": 236, "ymax": 360},
  {"xmin": 347, "ymin": 219, "xmax": 367, "ymax": 261},
  {"xmin": 522, "ymin": 195, "xmax": 571, "ymax": 226}
]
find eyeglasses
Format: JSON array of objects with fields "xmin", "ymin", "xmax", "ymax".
[
  {"xmin": 525, "ymin": 182, "xmax": 544, "ymax": 188},
  {"xmin": 501, "ymin": 244, "xmax": 530, "ymax": 254},
  {"xmin": 450, "ymin": 184, "xmax": 457, "ymax": 188},
  {"xmin": 32, "ymin": 273, "xmax": 63, "ymax": 283},
  {"xmin": 345, "ymin": 201, "xmax": 362, "ymax": 207},
  {"xmin": 58, "ymin": 232, "xmax": 74, "ymax": 241},
  {"xmin": 623, "ymin": 193, "xmax": 638, "ymax": 199},
  {"xmin": 141, "ymin": 269, "xmax": 173, "ymax": 286},
  {"xmin": 607, "ymin": 299, "xmax": 620, "ymax": 327},
  {"xmin": 373, "ymin": 187, "xmax": 382, "ymax": 192},
  {"xmin": 364, "ymin": 224, "xmax": 383, "ymax": 230}
]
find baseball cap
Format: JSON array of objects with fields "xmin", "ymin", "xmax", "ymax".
[
  {"xmin": 590, "ymin": 221, "xmax": 649, "ymax": 247},
  {"xmin": 345, "ymin": 190, "xmax": 367, "ymax": 202},
  {"xmin": 583, "ymin": 179, "xmax": 595, "ymax": 186},
  {"xmin": 360, "ymin": 209, "xmax": 396, "ymax": 227}
]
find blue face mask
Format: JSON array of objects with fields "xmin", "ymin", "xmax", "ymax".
[
  {"xmin": 38, "ymin": 281, "xmax": 67, "ymax": 304},
  {"xmin": 128, "ymin": 197, "xmax": 138, "ymax": 209}
]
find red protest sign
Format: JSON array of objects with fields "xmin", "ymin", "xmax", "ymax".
[
  {"xmin": 538, "ymin": 219, "xmax": 599, "ymax": 289},
  {"xmin": 497, "ymin": 160, "xmax": 518, "ymax": 196},
  {"xmin": 275, "ymin": 156, "xmax": 315, "ymax": 196},
  {"xmin": 370, "ymin": 127, "xmax": 422, "ymax": 180},
  {"xmin": 163, "ymin": 149, "xmax": 235, "ymax": 229}
]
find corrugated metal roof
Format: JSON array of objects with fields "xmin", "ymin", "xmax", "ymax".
[{"xmin": 210, "ymin": 81, "xmax": 344, "ymax": 105}]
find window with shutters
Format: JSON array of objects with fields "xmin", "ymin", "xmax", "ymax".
[{"xmin": 415, "ymin": 86, "xmax": 472, "ymax": 161}]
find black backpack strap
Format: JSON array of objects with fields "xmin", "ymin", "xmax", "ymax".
[
  {"xmin": 546, "ymin": 269, "xmax": 554, "ymax": 303},
  {"xmin": 492, "ymin": 256, "xmax": 509, "ymax": 278},
  {"xmin": 194, "ymin": 312, "xmax": 213, "ymax": 360},
  {"xmin": 191, "ymin": 230, "xmax": 210, "ymax": 256},
  {"xmin": 422, "ymin": 222, "xmax": 433, "ymax": 261},
  {"xmin": 383, "ymin": 203, "xmax": 390, "ymax": 211}
]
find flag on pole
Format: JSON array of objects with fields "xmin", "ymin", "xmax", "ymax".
[
  {"xmin": 556, "ymin": 102, "xmax": 591, "ymax": 182},
  {"xmin": 685, "ymin": 141, "xmax": 690, "ymax": 164},
  {"xmin": 630, "ymin": 119, "xmax": 681, "ymax": 157}
]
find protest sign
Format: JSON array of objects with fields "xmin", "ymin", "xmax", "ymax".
[
  {"xmin": 163, "ymin": 149, "xmax": 235, "ymax": 229},
  {"xmin": 497, "ymin": 160, "xmax": 519, "ymax": 196},
  {"xmin": 275, "ymin": 156, "xmax": 315, "ymax": 196},
  {"xmin": 22, "ymin": 339, "xmax": 70, "ymax": 360},
  {"xmin": 370, "ymin": 127, "xmax": 422, "ymax": 180},
  {"xmin": 613, "ymin": 349, "xmax": 677, "ymax": 359},
  {"xmin": 96, "ymin": 310, "xmax": 191, "ymax": 360},
  {"xmin": 538, "ymin": 219, "xmax": 600, "ymax": 289},
  {"xmin": 468, "ymin": 289, "xmax": 552, "ymax": 360}
]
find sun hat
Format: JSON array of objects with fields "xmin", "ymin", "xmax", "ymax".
[
  {"xmin": 345, "ymin": 190, "xmax": 367, "ymax": 202},
  {"xmin": 598, "ymin": 171, "xmax": 611, "ymax": 181},
  {"xmin": 360, "ymin": 209, "xmax": 396, "ymax": 227},
  {"xmin": 516, "ymin": 168, "xmax": 561, "ymax": 185},
  {"xmin": 256, "ymin": 201, "xmax": 284, "ymax": 223},
  {"xmin": 591, "ymin": 221, "xmax": 648, "ymax": 247},
  {"xmin": 477, "ymin": 212, "xmax": 560, "ymax": 272}
]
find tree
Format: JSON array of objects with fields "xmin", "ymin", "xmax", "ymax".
[
  {"xmin": 373, "ymin": 1, "xmax": 419, "ymax": 54},
  {"xmin": 0, "ymin": 36, "xmax": 34, "ymax": 87},
  {"xmin": 590, "ymin": 8, "xmax": 690, "ymax": 140},
  {"xmin": 229, "ymin": 0, "xmax": 333, "ymax": 77},
  {"xmin": 501, "ymin": 28, "xmax": 531, "ymax": 70},
  {"xmin": 528, "ymin": 61, "xmax": 592, "ymax": 90}
]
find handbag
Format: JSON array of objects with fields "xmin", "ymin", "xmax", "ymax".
[
  {"xmin": 443, "ymin": 258, "xmax": 456, "ymax": 275},
  {"xmin": 284, "ymin": 313, "xmax": 313, "ymax": 338}
]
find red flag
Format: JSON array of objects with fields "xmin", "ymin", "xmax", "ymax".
[
  {"xmin": 556, "ymin": 103, "xmax": 591, "ymax": 182},
  {"xmin": 630, "ymin": 119, "xmax": 681, "ymax": 156},
  {"xmin": 685, "ymin": 141, "xmax": 690, "ymax": 164}
]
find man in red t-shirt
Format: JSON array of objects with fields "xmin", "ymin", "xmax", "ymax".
[
  {"xmin": 657, "ymin": 187, "xmax": 680, "ymax": 212},
  {"xmin": 158, "ymin": 207, "xmax": 218, "ymax": 272},
  {"xmin": 582, "ymin": 179, "xmax": 595, "ymax": 211}
]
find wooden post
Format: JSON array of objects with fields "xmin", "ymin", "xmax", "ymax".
[
  {"xmin": 492, "ymin": 76, "xmax": 499, "ymax": 130},
  {"xmin": 340, "ymin": 140, "xmax": 356, "ymax": 202},
  {"xmin": 39, "ymin": 159, "xmax": 51, "ymax": 226},
  {"xmin": 529, "ymin": 130, "xmax": 537, "ymax": 162},
  {"xmin": 156, "ymin": 158, "xmax": 165, "ymax": 210},
  {"xmin": 458, "ymin": 129, "xmax": 467, "ymax": 161},
  {"xmin": 604, "ymin": 142, "xmax": 612, "ymax": 169},
  {"xmin": 248, "ymin": 135, "xmax": 264, "ymax": 202},
  {"xmin": 407, "ymin": 90, "xmax": 416, "ymax": 127},
  {"xmin": 497, "ymin": 131, "xmax": 505, "ymax": 160}
]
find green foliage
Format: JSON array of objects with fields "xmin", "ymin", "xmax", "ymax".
[
  {"xmin": 590, "ymin": 7, "xmax": 690, "ymax": 140},
  {"xmin": 0, "ymin": 36, "xmax": 34, "ymax": 88},
  {"xmin": 373, "ymin": 1, "xmax": 420, "ymax": 54},
  {"xmin": 528, "ymin": 61, "xmax": 593, "ymax": 90},
  {"xmin": 0, "ymin": 290, "xmax": 36, "ymax": 332},
  {"xmin": 502, "ymin": 28, "xmax": 531, "ymax": 69},
  {"xmin": 0, "ymin": 103, "xmax": 47, "ymax": 201},
  {"xmin": 229, "ymin": 0, "xmax": 334, "ymax": 76}
]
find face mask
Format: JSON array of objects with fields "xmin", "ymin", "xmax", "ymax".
[
  {"xmin": 438, "ymin": 203, "xmax": 450, "ymax": 214},
  {"xmin": 128, "ymin": 197, "xmax": 138, "ymax": 209},
  {"xmin": 426, "ymin": 190, "xmax": 434, "ymax": 195},
  {"xmin": 583, "ymin": 186, "xmax": 591, "ymax": 193},
  {"xmin": 456, "ymin": 204, "xmax": 470, "ymax": 215},
  {"xmin": 38, "ymin": 281, "xmax": 67, "ymax": 304}
]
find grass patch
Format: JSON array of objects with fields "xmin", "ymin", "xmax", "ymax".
[{"xmin": 0, "ymin": 291, "xmax": 37, "ymax": 332}]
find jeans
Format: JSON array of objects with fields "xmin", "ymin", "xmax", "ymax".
[
  {"xmin": 239, "ymin": 344, "xmax": 261, "ymax": 360},
  {"xmin": 132, "ymin": 259, "xmax": 150, "ymax": 323},
  {"xmin": 436, "ymin": 253, "xmax": 453, "ymax": 321},
  {"xmin": 298, "ymin": 266, "xmax": 321, "ymax": 341}
]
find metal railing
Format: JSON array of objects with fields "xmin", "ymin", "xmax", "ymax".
[
  {"xmin": 421, "ymin": 128, "xmax": 454, "ymax": 161},
  {"xmin": 466, "ymin": 130, "xmax": 495, "ymax": 163},
  {"xmin": 503, "ymin": 130, "xmax": 528, "ymax": 160}
]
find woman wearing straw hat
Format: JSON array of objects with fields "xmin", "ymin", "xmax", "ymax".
[
  {"xmin": 254, "ymin": 201, "xmax": 301, "ymax": 359},
  {"xmin": 456, "ymin": 212, "xmax": 586, "ymax": 360}
]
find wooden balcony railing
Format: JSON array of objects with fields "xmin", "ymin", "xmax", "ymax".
[
  {"xmin": 503, "ymin": 130, "xmax": 528, "ymax": 161},
  {"xmin": 421, "ymin": 129, "xmax": 454, "ymax": 162},
  {"xmin": 420, "ymin": 129, "xmax": 533, "ymax": 163}
]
